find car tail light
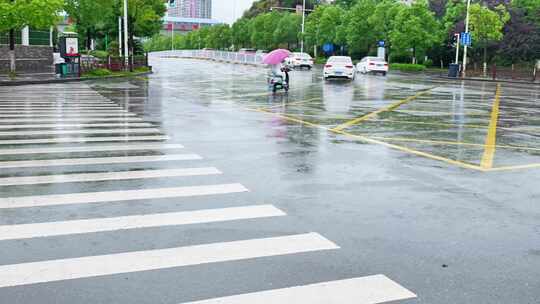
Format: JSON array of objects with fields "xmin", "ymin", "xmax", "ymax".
[
  {"xmin": 325, "ymin": 64, "xmax": 332, "ymax": 68},
  {"xmin": 345, "ymin": 65, "xmax": 353, "ymax": 68},
  {"xmin": 384, "ymin": 64, "xmax": 388, "ymax": 66}
]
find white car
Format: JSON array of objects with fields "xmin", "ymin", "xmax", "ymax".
[
  {"xmin": 286, "ymin": 52, "xmax": 314, "ymax": 69},
  {"xmin": 323, "ymin": 56, "xmax": 355, "ymax": 80},
  {"xmin": 357, "ymin": 56, "xmax": 389, "ymax": 76}
]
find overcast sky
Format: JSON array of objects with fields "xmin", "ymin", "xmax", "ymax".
[{"xmin": 213, "ymin": 0, "xmax": 255, "ymax": 24}]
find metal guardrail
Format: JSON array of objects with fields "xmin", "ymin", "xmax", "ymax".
[{"xmin": 154, "ymin": 50, "xmax": 266, "ymax": 66}]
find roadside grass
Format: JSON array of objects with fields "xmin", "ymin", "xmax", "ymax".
[
  {"xmin": 82, "ymin": 66, "xmax": 151, "ymax": 78},
  {"xmin": 390, "ymin": 63, "xmax": 426, "ymax": 72}
]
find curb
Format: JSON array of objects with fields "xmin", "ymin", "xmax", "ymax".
[
  {"xmin": 438, "ymin": 75, "xmax": 540, "ymax": 85},
  {"xmin": 0, "ymin": 70, "xmax": 153, "ymax": 87}
]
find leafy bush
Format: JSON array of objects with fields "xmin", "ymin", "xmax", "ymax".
[
  {"xmin": 389, "ymin": 63, "xmax": 426, "ymax": 72},
  {"xmin": 89, "ymin": 50, "xmax": 109, "ymax": 59},
  {"xmin": 84, "ymin": 68, "xmax": 113, "ymax": 77},
  {"xmin": 423, "ymin": 59, "xmax": 433, "ymax": 67}
]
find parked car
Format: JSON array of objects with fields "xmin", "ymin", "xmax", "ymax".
[
  {"xmin": 357, "ymin": 56, "xmax": 389, "ymax": 76},
  {"xmin": 323, "ymin": 56, "xmax": 356, "ymax": 80},
  {"xmin": 285, "ymin": 52, "xmax": 314, "ymax": 69}
]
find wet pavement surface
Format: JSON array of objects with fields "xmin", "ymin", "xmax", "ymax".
[{"xmin": 0, "ymin": 55, "xmax": 539, "ymax": 304}]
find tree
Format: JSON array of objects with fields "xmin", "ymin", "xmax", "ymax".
[
  {"xmin": 343, "ymin": 0, "xmax": 378, "ymax": 57},
  {"xmin": 64, "ymin": 0, "xmax": 113, "ymax": 51},
  {"xmin": 318, "ymin": 6, "xmax": 346, "ymax": 46},
  {"xmin": 126, "ymin": 0, "xmax": 166, "ymax": 55},
  {"xmin": 304, "ymin": 5, "xmax": 328, "ymax": 56},
  {"xmin": 273, "ymin": 13, "xmax": 301, "ymax": 49},
  {"xmin": 0, "ymin": 0, "xmax": 63, "ymax": 73},
  {"xmin": 232, "ymin": 18, "xmax": 251, "ymax": 50},
  {"xmin": 368, "ymin": 0, "xmax": 403, "ymax": 61},
  {"xmin": 468, "ymin": 3, "xmax": 510, "ymax": 74},
  {"xmin": 390, "ymin": 0, "xmax": 442, "ymax": 64}
]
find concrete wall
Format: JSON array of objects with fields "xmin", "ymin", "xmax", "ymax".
[{"xmin": 0, "ymin": 45, "xmax": 53, "ymax": 73}]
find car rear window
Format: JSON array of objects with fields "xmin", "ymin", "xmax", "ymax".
[{"xmin": 329, "ymin": 57, "xmax": 352, "ymax": 64}]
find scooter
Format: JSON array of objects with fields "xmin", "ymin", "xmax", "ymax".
[{"xmin": 267, "ymin": 67, "xmax": 290, "ymax": 93}]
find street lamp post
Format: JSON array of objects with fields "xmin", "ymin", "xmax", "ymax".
[
  {"xmin": 462, "ymin": 0, "xmax": 471, "ymax": 77},
  {"xmin": 123, "ymin": 0, "xmax": 129, "ymax": 70},
  {"xmin": 300, "ymin": 0, "xmax": 306, "ymax": 53}
]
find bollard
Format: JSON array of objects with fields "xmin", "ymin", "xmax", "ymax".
[{"xmin": 492, "ymin": 64, "xmax": 497, "ymax": 80}]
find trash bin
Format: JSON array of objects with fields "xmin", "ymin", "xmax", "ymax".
[
  {"xmin": 55, "ymin": 63, "xmax": 66, "ymax": 77},
  {"xmin": 448, "ymin": 63, "xmax": 460, "ymax": 78}
]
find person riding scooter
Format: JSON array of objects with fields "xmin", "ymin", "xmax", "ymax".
[{"xmin": 268, "ymin": 62, "xmax": 290, "ymax": 93}]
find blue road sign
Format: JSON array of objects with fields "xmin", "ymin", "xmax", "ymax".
[
  {"xmin": 460, "ymin": 32, "xmax": 471, "ymax": 46},
  {"xmin": 378, "ymin": 40, "xmax": 385, "ymax": 48}
]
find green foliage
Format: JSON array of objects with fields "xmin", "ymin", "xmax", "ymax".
[
  {"xmin": 89, "ymin": 50, "xmax": 109, "ymax": 59},
  {"xmin": 389, "ymin": 63, "xmax": 427, "ymax": 72},
  {"xmin": 128, "ymin": 0, "xmax": 166, "ymax": 39},
  {"xmin": 0, "ymin": 0, "xmax": 63, "ymax": 31},
  {"xmin": 469, "ymin": 4, "xmax": 510, "ymax": 46},
  {"xmin": 390, "ymin": 0, "xmax": 442, "ymax": 63},
  {"xmin": 84, "ymin": 68, "xmax": 113, "ymax": 77}
]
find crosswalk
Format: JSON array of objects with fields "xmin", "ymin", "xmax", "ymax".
[{"xmin": 0, "ymin": 83, "xmax": 416, "ymax": 303}]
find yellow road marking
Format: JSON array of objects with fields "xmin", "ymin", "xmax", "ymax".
[
  {"xmin": 367, "ymin": 119, "xmax": 488, "ymax": 129},
  {"xmin": 486, "ymin": 163, "xmax": 540, "ymax": 172},
  {"xmin": 250, "ymin": 107, "xmax": 483, "ymax": 171},
  {"xmin": 331, "ymin": 87, "xmax": 435, "ymax": 132},
  {"xmin": 260, "ymin": 97, "xmax": 321, "ymax": 110},
  {"xmin": 395, "ymin": 109, "xmax": 491, "ymax": 117},
  {"xmin": 480, "ymin": 84, "xmax": 502, "ymax": 169},
  {"xmin": 362, "ymin": 135, "xmax": 540, "ymax": 152}
]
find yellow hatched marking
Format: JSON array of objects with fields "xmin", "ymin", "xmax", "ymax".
[
  {"xmin": 331, "ymin": 88, "xmax": 435, "ymax": 132},
  {"xmin": 480, "ymin": 84, "xmax": 502, "ymax": 169}
]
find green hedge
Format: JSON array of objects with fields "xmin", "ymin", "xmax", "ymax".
[{"xmin": 389, "ymin": 63, "xmax": 426, "ymax": 72}]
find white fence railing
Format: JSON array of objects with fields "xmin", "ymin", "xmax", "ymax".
[{"xmin": 154, "ymin": 50, "xmax": 266, "ymax": 66}]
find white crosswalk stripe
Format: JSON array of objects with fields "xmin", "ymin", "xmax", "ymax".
[
  {"xmin": 0, "ymin": 183, "xmax": 249, "ymax": 209},
  {"xmin": 0, "ymin": 113, "xmax": 136, "ymax": 118},
  {"xmin": 0, "ymin": 233, "xmax": 338, "ymax": 289},
  {"xmin": 0, "ymin": 117, "xmax": 143, "ymax": 123},
  {"xmin": 0, "ymin": 122, "xmax": 153, "ymax": 129},
  {"xmin": 0, "ymin": 128, "xmax": 161, "ymax": 137},
  {"xmin": 182, "ymin": 275, "xmax": 417, "ymax": 304},
  {"xmin": 0, "ymin": 205, "xmax": 286, "ymax": 241},
  {"xmin": 0, "ymin": 105, "xmax": 120, "ymax": 108},
  {"xmin": 0, "ymin": 167, "xmax": 221, "ymax": 186},
  {"xmin": 0, "ymin": 154, "xmax": 202, "ymax": 169},
  {"xmin": 0, "ymin": 135, "xmax": 169, "ymax": 145},
  {"xmin": 0, "ymin": 86, "xmax": 416, "ymax": 304},
  {"xmin": 0, "ymin": 143, "xmax": 184, "ymax": 155},
  {"xmin": 0, "ymin": 109, "xmax": 127, "ymax": 113}
]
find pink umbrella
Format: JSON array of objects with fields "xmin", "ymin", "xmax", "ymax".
[{"xmin": 262, "ymin": 49, "xmax": 291, "ymax": 65}]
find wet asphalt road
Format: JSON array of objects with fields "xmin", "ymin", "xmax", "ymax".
[{"xmin": 0, "ymin": 55, "xmax": 539, "ymax": 304}]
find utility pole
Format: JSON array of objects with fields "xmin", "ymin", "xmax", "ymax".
[
  {"xmin": 123, "ymin": 0, "xmax": 129, "ymax": 70},
  {"xmin": 171, "ymin": 22, "xmax": 175, "ymax": 50},
  {"xmin": 118, "ymin": 17, "xmax": 122, "ymax": 57},
  {"xmin": 454, "ymin": 33, "xmax": 460, "ymax": 64},
  {"xmin": 300, "ymin": 0, "xmax": 306, "ymax": 53},
  {"xmin": 462, "ymin": 0, "xmax": 471, "ymax": 77}
]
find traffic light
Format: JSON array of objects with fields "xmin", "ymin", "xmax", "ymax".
[{"xmin": 169, "ymin": 0, "xmax": 176, "ymax": 8}]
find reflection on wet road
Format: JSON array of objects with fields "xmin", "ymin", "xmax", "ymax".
[
  {"xmin": 0, "ymin": 56, "xmax": 539, "ymax": 304},
  {"xmin": 152, "ymin": 57, "xmax": 540, "ymax": 171}
]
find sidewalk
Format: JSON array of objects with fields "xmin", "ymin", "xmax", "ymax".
[{"xmin": 0, "ymin": 70, "xmax": 152, "ymax": 86}]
